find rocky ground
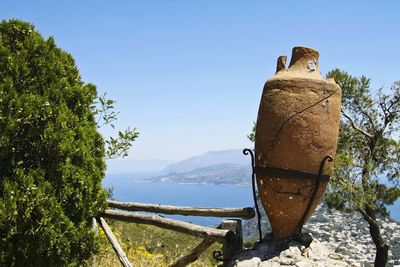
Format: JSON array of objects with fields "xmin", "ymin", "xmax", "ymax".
[
  {"xmin": 242, "ymin": 204, "xmax": 400, "ymax": 266},
  {"xmin": 229, "ymin": 237, "xmax": 352, "ymax": 267}
]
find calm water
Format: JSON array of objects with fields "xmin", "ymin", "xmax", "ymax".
[{"xmin": 103, "ymin": 173, "xmax": 400, "ymax": 225}]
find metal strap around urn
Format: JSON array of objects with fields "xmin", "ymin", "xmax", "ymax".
[{"xmin": 243, "ymin": 148, "xmax": 333, "ymax": 242}]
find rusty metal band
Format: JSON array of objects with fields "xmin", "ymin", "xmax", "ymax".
[
  {"xmin": 253, "ymin": 166, "xmax": 330, "ymax": 182},
  {"xmin": 243, "ymin": 148, "xmax": 263, "ymax": 243},
  {"xmin": 296, "ymin": 155, "xmax": 333, "ymax": 237}
]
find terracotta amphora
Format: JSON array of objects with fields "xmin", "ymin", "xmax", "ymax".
[{"xmin": 255, "ymin": 46, "xmax": 342, "ymax": 240}]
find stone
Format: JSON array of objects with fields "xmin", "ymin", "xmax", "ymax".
[
  {"xmin": 228, "ymin": 237, "xmax": 351, "ymax": 267},
  {"xmin": 259, "ymin": 262, "xmax": 280, "ymax": 267},
  {"xmin": 328, "ymin": 253, "xmax": 344, "ymax": 260},
  {"xmin": 234, "ymin": 257, "xmax": 262, "ymax": 267},
  {"xmin": 243, "ymin": 202, "xmax": 400, "ymax": 265},
  {"xmin": 295, "ymin": 260, "xmax": 310, "ymax": 267}
]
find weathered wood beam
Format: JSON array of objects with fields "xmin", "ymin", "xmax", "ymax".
[
  {"xmin": 170, "ymin": 238, "xmax": 215, "ymax": 267},
  {"xmin": 221, "ymin": 220, "xmax": 243, "ymax": 263},
  {"xmin": 97, "ymin": 217, "xmax": 133, "ymax": 267},
  {"xmin": 107, "ymin": 200, "xmax": 255, "ymax": 219},
  {"xmin": 92, "ymin": 218, "xmax": 98, "ymax": 267},
  {"xmin": 100, "ymin": 209, "xmax": 234, "ymax": 243}
]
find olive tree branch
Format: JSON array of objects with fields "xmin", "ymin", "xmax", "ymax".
[
  {"xmin": 354, "ymin": 101, "xmax": 377, "ymax": 132},
  {"xmin": 105, "ymin": 128, "xmax": 139, "ymax": 159},
  {"xmin": 358, "ymin": 207, "xmax": 377, "ymax": 227},
  {"xmin": 341, "ymin": 109, "xmax": 373, "ymax": 139},
  {"xmin": 92, "ymin": 93, "xmax": 139, "ymax": 159},
  {"xmin": 378, "ymin": 86, "xmax": 400, "ymax": 130}
]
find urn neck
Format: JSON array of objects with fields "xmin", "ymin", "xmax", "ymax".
[{"xmin": 288, "ymin": 46, "xmax": 320, "ymax": 74}]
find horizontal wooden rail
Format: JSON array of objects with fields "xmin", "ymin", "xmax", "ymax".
[
  {"xmin": 100, "ymin": 209, "xmax": 234, "ymax": 243},
  {"xmin": 107, "ymin": 200, "xmax": 255, "ymax": 220},
  {"xmin": 97, "ymin": 217, "xmax": 133, "ymax": 267}
]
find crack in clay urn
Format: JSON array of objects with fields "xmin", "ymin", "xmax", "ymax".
[{"xmin": 255, "ymin": 46, "xmax": 342, "ymax": 240}]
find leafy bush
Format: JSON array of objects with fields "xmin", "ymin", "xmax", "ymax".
[{"xmin": 0, "ymin": 19, "xmax": 106, "ymax": 266}]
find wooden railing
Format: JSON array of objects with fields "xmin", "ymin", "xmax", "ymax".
[{"xmin": 95, "ymin": 200, "xmax": 255, "ymax": 267}]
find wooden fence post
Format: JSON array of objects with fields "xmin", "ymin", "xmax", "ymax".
[
  {"xmin": 97, "ymin": 217, "xmax": 133, "ymax": 267},
  {"xmin": 221, "ymin": 219, "xmax": 243, "ymax": 263},
  {"xmin": 92, "ymin": 217, "xmax": 98, "ymax": 267}
]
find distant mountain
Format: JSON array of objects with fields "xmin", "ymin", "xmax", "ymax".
[
  {"xmin": 148, "ymin": 163, "xmax": 252, "ymax": 186},
  {"xmin": 163, "ymin": 149, "xmax": 248, "ymax": 174},
  {"xmin": 106, "ymin": 159, "xmax": 175, "ymax": 174}
]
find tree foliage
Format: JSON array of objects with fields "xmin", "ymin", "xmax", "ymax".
[
  {"xmin": 92, "ymin": 92, "xmax": 139, "ymax": 159},
  {"xmin": 247, "ymin": 122, "xmax": 256, "ymax": 143},
  {"xmin": 325, "ymin": 69, "xmax": 400, "ymax": 215},
  {"xmin": 325, "ymin": 69, "xmax": 400, "ymax": 266},
  {"xmin": 0, "ymin": 19, "xmax": 133, "ymax": 266}
]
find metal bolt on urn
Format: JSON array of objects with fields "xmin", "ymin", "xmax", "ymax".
[{"xmin": 245, "ymin": 46, "xmax": 342, "ymax": 241}]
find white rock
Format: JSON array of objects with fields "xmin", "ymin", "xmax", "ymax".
[
  {"xmin": 259, "ymin": 262, "xmax": 280, "ymax": 267},
  {"xmin": 233, "ymin": 257, "xmax": 262, "ymax": 267},
  {"xmin": 329, "ymin": 253, "xmax": 344, "ymax": 260},
  {"xmin": 295, "ymin": 260, "xmax": 310, "ymax": 267}
]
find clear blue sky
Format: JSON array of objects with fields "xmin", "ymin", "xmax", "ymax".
[{"xmin": 2, "ymin": 1, "xmax": 400, "ymax": 161}]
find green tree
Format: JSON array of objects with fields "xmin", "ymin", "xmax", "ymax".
[
  {"xmin": 0, "ymin": 19, "xmax": 137, "ymax": 266},
  {"xmin": 247, "ymin": 122, "xmax": 256, "ymax": 143},
  {"xmin": 325, "ymin": 69, "xmax": 400, "ymax": 267}
]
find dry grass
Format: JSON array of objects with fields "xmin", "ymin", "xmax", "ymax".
[{"xmin": 96, "ymin": 220, "xmax": 222, "ymax": 267}]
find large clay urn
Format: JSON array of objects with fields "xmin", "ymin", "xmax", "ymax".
[{"xmin": 255, "ymin": 46, "xmax": 342, "ymax": 240}]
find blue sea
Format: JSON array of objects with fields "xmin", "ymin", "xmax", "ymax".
[{"xmin": 103, "ymin": 173, "xmax": 400, "ymax": 225}]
